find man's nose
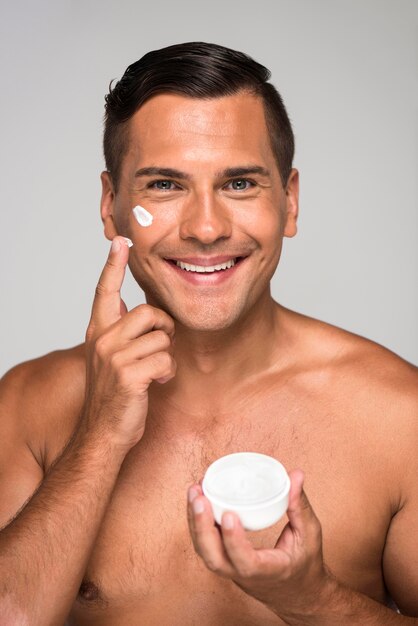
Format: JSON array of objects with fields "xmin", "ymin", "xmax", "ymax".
[{"xmin": 178, "ymin": 193, "xmax": 232, "ymax": 244}]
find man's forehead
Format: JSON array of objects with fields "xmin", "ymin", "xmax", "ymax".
[
  {"xmin": 130, "ymin": 91, "xmax": 268, "ymax": 134},
  {"xmin": 125, "ymin": 92, "xmax": 274, "ymax": 168}
]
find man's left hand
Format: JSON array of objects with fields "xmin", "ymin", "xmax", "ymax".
[{"xmin": 187, "ymin": 469, "xmax": 336, "ymax": 622}]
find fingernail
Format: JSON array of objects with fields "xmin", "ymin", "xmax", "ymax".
[
  {"xmin": 188, "ymin": 487, "xmax": 199, "ymax": 503},
  {"xmin": 111, "ymin": 238, "xmax": 121, "ymax": 253},
  {"xmin": 193, "ymin": 499, "xmax": 204, "ymax": 514},
  {"xmin": 222, "ymin": 513, "xmax": 234, "ymax": 530},
  {"xmin": 123, "ymin": 237, "xmax": 133, "ymax": 248}
]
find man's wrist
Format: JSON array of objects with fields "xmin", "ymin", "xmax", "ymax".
[
  {"xmin": 276, "ymin": 574, "xmax": 405, "ymax": 626},
  {"xmin": 275, "ymin": 570, "xmax": 341, "ymax": 626},
  {"xmin": 66, "ymin": 417, "xmax": 130, "ymax": 470}
]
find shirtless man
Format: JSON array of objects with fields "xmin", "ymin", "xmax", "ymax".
[{"xmin": 0, "ymin": 41, "xmax": 417, "ymax": 626}]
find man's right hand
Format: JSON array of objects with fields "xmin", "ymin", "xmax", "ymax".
[{"xmin": 82, "ymin": 235, "xmax": 176, "ymax": 451}]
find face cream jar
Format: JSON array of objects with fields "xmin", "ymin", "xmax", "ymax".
[{"xmin": 202, "ymin": 452, "xmax": 290, "ymax": 531}]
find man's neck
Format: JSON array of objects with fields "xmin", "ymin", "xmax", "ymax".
[{"xmin": 153, "ymin": 292, "xmax": 294, "ymax": 417}]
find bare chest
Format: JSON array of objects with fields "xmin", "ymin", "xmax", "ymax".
[{"xmin": 68, "ymin": 398, "xmax": 392, "ymax": 625}]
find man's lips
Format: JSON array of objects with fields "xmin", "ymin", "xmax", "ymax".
[
  {"xmin": 162, "ymin": 254, "xmax": 249, "ymax": 283},
  {"xmin": 164, "ymin": 255, "xmax": 248, "ymax": 266}
]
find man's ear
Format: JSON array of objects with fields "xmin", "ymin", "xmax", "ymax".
[
  {"xmin": 283, "ymin": 168, "xmax": 299, "ymax": 238},
  {"xmin": 100, "ymin": 171, "xmax": 119, "ymax": 241}
]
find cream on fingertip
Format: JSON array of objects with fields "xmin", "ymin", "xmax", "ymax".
[
  {"xmin": 133, "ymin": 205, "xmax": 153, "ymax": 227},
  {"xmin": 123, "ymin": 237, "xmax": 134, "ymax": 248},
  {"xmin": 111, "ymin": 238, "xmax": 121, "ymax": 252}
]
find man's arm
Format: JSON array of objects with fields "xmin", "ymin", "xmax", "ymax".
[
  {"xmin": 0, "ymin": 236, "xmax": 176, "ymax": 626},
  {"xmin": 0, "ymin": 383, "xmax": 128, "ymax": 626},
  {"xmin": 187, "ymin": 468, "xmax": 418, "ymax": 625}
]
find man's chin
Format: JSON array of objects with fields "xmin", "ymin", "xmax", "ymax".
[
  {"xmin": 168, "ymin": 301, "xmax": 246, "ymax": 333},
  {"xmin": 172, "ymin": 313, "xmax": 236, "ymax": 333},
  {"xmin": 145, "ymin": 293, "xmax": 247, "ymax": 333}
]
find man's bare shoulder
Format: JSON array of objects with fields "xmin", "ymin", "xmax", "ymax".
[
  {"xmin": 284, "ymin": 307, "xmax": 417, "ymax": 427},
  {"xmin": 286, "ymin": 307, "xmax": 417, "ymax": 389},
  {"xmin": 1, "ymin": 344, "xmax": 87, "ymax": 469},
  {"xmin": 1, "ymin": 343, "xmax": 86, "ymax": 407},
  {"xmin": 285, "ymin": 308, "xmax": 417, "ymax": 492}
]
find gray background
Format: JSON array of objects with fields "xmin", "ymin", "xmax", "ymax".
[{"xmin": 0, "ymin": 0, "xmax": 417, "ymax": 376}]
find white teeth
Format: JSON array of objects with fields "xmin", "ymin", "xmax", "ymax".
[{"xmin": 176, "ymin": 258, "xmax": 236, "ymax": 272}]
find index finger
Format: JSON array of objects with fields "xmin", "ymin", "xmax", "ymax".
[{"xmin": 89, "ymin": 236, "xmax": 130, "ymax": 331}]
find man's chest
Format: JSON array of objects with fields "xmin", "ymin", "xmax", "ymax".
[{"xmin": 68, "ymin": 400, "xmax": 392, "ymax": 624}]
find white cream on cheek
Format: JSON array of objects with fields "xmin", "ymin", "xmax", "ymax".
[{"xmin": 133, "ymin": 204, "xmax": 153, "ymax": 227}]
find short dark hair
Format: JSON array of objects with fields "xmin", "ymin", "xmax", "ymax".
[{"xmin": 103, "ymin": 41, "xmax": 295, "ymax": 192}]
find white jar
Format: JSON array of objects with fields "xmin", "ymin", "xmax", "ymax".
[{"xmin": 202, "ymin": 452, "xmax": 290, "ymax": 531}]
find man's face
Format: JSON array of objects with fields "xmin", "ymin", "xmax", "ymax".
[{"xmin": 101, "ymin": 91, "xmax": 298, "ymax": 331}]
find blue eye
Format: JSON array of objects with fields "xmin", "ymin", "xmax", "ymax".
[
  {"xmin": 148, "ymin": 180, "xmax": 176, "ymax": 191},
  {"xmin": 147, "ymin": 178, "xmax": 256, "ymax": 191},
  {"xmin": 228, "ymin": 179, "xmax": 255, "ymax": 191}
]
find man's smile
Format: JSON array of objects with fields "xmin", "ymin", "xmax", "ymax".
[
  {"xmin": 163, "ymin": 255, "xmax": 249, "ymax": 284},
  {"xmin": 175, "ymin": 258, "xmax": 236, "ymax": 272}
]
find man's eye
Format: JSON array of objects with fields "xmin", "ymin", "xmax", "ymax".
[
  {"xmin": 147, "ymin": 180, "xmax": 177, "ymax": 191},
  {"xmin": 227, "ymin": 179, "xmax": 256, "ymax": 191},
  {"xmin": 147, "ymin": 178, "xmax": 256, "ymax": 192}
]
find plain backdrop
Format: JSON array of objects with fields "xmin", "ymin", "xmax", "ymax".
[{"xmin": 0, "ymin": 0, "xmax": 417, "ymax": 375}]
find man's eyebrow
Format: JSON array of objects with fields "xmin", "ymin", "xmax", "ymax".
[
  {"xmin": 134, "ymin": 167, "xmax": 191, "ymax": 180},
  {"xmin": 219, "ymin": 165, "xmax": 271, "ymax": 179},
  {"xmin": 134, "ymin": 165, "xmax": 271, "ymax": 180}
]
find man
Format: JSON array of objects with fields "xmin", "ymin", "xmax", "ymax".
[{"xmin": 0, "ymin": 41, "xmax": 417, "ymax": 625}]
